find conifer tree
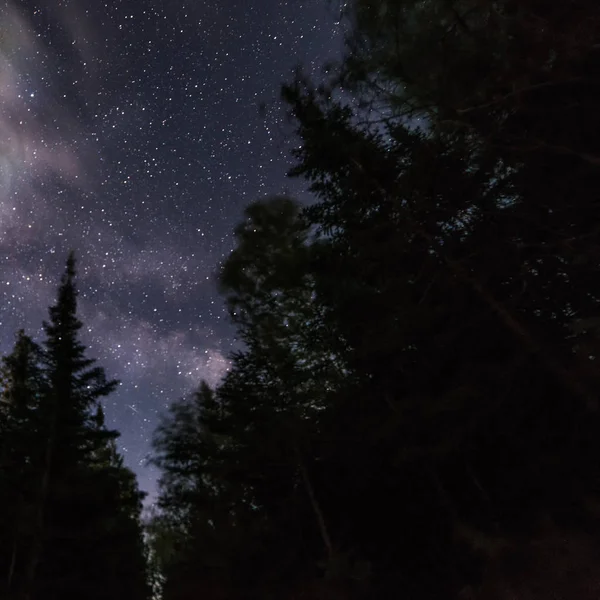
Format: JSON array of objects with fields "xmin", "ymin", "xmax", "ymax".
[
  {"xmin": 0, "ymin": 252, "xmax": 152, "ymax": 600},
  {"xmin": 0, "ymin": 331, "xmax": 45, "ymax": 599},
  {"xmin": 151, "ymin": 201, "xmax": 358, "ymax": 598},
  {"xmin": 18, "ymin": 252, "xmax": 116, "ymax": 599},
  {"xmin": 151, "ymin": 381, "xmax": 239, "ymax": 600},
  {"xmin": 149, "ymin": 3, "xmax": 600, "ymax": 598}
]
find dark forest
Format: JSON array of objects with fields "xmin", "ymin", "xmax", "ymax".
[{"xmin": 2, "ymin": 1, "xmax": 600, "ymax": 598}]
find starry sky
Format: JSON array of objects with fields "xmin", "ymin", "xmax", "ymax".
[{"xmin": 0, "ymin": 0, "xmax": 344, "ymax": 499}]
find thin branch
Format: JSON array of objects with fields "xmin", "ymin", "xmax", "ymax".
[
  {"xmin": 498, "ymin": 138, "xmax": 600, "ymax": 168},
  {"xmin": 349, "ymin": 156, "xmax": 599, "ymax": 412},
  {"xmin": 455, "ymin": 77, "xmax": 587, "ymax": 115},
  {"xmin": 295, "ymin": 445, "xmax": 334, "ymax": 560},
  {"xmin": 7, "ymin": 538, "xmax": 17, "ymax": 592}
]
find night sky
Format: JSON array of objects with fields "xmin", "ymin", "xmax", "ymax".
[{"xmin": 0, "ymin": 0, "xmax": 344, "ymax": 500}]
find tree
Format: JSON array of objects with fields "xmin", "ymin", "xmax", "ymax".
[
  {"xmin": 0, "ymin": 331, "xmax": 45, "ymax": 599},
  {"xmin": 150, "ymin": 381, "xmax": 241, "ymax": 600},
  {"xmin": 151, "ymin": 199, "xmax": 356, "ymax": 598},
  {"xmin": 279, "ymin": 10, "xmax": 600, "ymax": 593},
  {"xmin": 337, "ymin": 0, "xmax": 600, "ymax": 390},
  {"xmin": 150, "ymin": 3, "xmax": 600, "ymax": 598},
  {"xmin": 219, "ymin": 196, "xmax": 347, "ymax": 382},
  {"xmin": 339, "ymin": 0, "xmax": 600, "ymax": 151},
  {"xmin": 0, "ymin": 253, "xmax": 150, "ymax": 600},
  {"xmin": 84, "ymin": 404, "xmax": 151, "ymax": 600},
  {"xmin": 217, "ymin": 197, "xmax": 352, "ymax": 584}
]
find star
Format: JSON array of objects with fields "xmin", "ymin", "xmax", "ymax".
[{"xmin": 0, "ymin": 0, "xmax": 343, "ymax": 502}]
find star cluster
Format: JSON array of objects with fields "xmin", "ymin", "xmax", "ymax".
[{"xmin": 0, "ymin": 0, "xmax": 343, "ymax": 498}]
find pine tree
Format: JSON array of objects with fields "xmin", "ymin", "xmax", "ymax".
[
  {"xmin": 8, "ymin": 252, "xmax": 151, "ymax": 600},
  {"xmin": 149, "ymin": 4, "xmax": 600, "ymax": 598},
  {"xmin": 0, "ymin": 331, "xmax": 45, "ymax": 599},
  {"xmin": 151, "ymin": 200, "xmax": 357, "ymax": 598},
  {"xmin": 151, "ymin": 381, "xmax": 239, "ymax": 600},
  {"xmin": 84, "ymin": 404, "xmax": 151, "ymax": 600},
  {"xmin": 338, "ymin": 0, "xmax": 600, "ymax": 399},
  {"xmin": 279, "ymin": 15, "xmax": 600, "ymax": 593},
  {"xmin": 217, "ymin": 197, "xmax": 351, "ymax": 585}
]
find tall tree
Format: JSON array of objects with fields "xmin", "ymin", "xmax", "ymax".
[
  {"xmin": 85, "ymin": 404, "xmax": 151, "ymax": 600},
  {"xmin": 151, "ymin": 199, "xmax": 356, "ymax": 598},
  {"xmin": 151, "ymin": 380, "xmax": 240, "ymax": 600},
  {"xmin": 1, "ymin": 252, "xmax": 151, "ymax": 600},
  {"xmin": 149, "ymin": 3, "xmax": 600, "ymax": 598},
  {"xmin": 217, "ymin": 197, "xmax": 351, "ymax": 583},
  {"xmin": 279, "ymin": 6, "xmax": 600, "ymax": 593}
]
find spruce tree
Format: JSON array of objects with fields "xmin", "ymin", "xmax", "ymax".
[
  {"xmin": 10, "ymin": 252, "xmax": 150, "ymax": 600},
  {"xmin": 0, "ymin": 331, "xmax": 45, "ymax": 599},
  {"xmin": 151, "ymin": 201, "xmax": 356, "ymax": 598},
  {"xmin": 151, "ymin": 381, "xmax": 239, "ymax": 600}
]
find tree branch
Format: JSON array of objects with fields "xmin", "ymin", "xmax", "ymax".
[
  {"xmin": 455, "ymin": 77, "xmax": 587, "ymax": 115},
  {"xmin": 295, "ymin": 445, "xmax": 334, "ymax": 560}
]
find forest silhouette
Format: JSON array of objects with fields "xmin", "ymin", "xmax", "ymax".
[{"xmin": 2, "ymin": 1, "xmax": 600, "ymax": 598}]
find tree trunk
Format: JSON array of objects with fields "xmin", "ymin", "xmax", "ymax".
[
  {"xmin": 21, "ymin": 410, "xmax": 57, "ymax": 600},
  {"xmin": 295, "ymin": 445, "xmax": 334, "ymax": 560}
]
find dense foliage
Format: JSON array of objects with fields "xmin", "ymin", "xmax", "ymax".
[
  {"xmin": 149, "ymin": 1, "xmax": 600, "ymax": 599},
  {"xmin": 5, "ymin": 1, "xmax": 598, "ymax": 598},
  {"xmin": 0, "ymin": 254, "xmax": 149, "ymax": 600}
]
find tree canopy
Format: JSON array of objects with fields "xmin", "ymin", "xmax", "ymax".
[{"xmin": 148, "ymin": 1, "xmax": 600, "ymax": 598}]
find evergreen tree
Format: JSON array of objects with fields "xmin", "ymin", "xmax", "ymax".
[
  {"xmin": 151, "ymin": 200, "xmax": 355, "ymax": 598},
  {"xmin": 149, "ymin": 3, "xmax": 600, "ymax": 598},
  {"xmin": 216, "ymin": 197, "xmax": 354, "ymax": 591},
  {"xmin": 0, "ymin": 331, "xmax": 45, "ymax": 599},
  {"xmin": 0, "ymin": 253, "xmax": 150, "ymax": 600},
  {"xmin": 151, "ymin": 381, "xmax": 240, "ymax": 600},
  {"xmin": 279, "ymin": 5, "xmax": 600, "ymax": 593},
  {"xmin": 338, "ymin": 0, "xmax": 600, "ymax": 396},
  {"xmin": 20, "ymin": 252, "xmax": 117, "ymax": 599},
  {"xmin": 85, "ymin": 405, "xmax": 151, "ymax": 600},
  {"xmin": 281, "ymin": 65, "xmax": 600, "ymax": 593}
]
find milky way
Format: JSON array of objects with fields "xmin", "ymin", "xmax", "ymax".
[{"xmin": 0, "ymin": 0, "xmax": 344, "ymax": 499}]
